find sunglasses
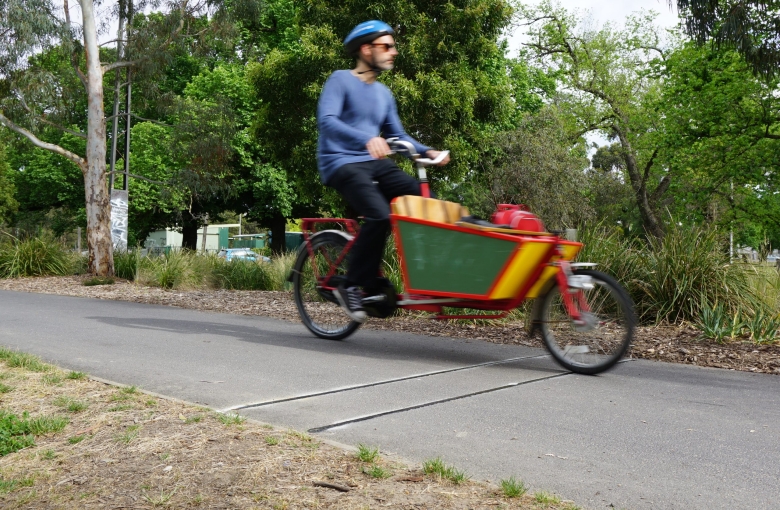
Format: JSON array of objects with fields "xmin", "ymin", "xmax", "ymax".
[{"xmin": 371, "ymin": 42, "xmax": 397, "ymax": 52}]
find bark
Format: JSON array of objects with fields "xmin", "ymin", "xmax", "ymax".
[
  {"xmin": 181, "ymin": 215, "xmax": 199, "ymax": 250},
  {"xmin": 615, "ymin": 130, "xmax": 665, "ymax": 240},
  {"xmin": 269, "ymin": 214, "xmax": 286, "ymax": 254},
  {"xmin": 80, "ymin": 0, "xmax": 114, "ymax": 276}
]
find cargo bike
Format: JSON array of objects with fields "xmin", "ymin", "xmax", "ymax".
[{"xmin": 289, "ymin": 140, "xmax": 635, "ymax": 375}]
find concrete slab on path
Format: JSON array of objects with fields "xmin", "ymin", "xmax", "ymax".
[{"xmin": 1, "ymin": 290, "xmax": 778, "ymax": 510}]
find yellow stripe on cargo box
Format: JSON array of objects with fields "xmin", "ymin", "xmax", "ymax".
[{"xmin": 489, "ymin": 241, "xmax": 555, "ymax": 300}]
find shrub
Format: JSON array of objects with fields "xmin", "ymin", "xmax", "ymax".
[
  {"xmin": 0, "ymin": 234, "xmax": 74, "ymax": 278},
  {"xmin": 136, "ymin": 249, "xmax": 213, "ymax": 290},
  {"xmin": 578, "ymin": 224, "xmax": 762, "ymax": 325},
  {"xmin": 210, "ymin": 257, "xmax": 272, "ymax": 290},
  {"xmin": 114, "ymin": 249, "xmax": 141, "ymax": 280}
]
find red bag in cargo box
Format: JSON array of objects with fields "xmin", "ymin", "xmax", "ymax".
[{"xmin": 491, "ymin": 204, "xmax": 545, "ymax": 232}]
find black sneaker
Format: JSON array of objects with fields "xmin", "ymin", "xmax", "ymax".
[{"xmin": 333, "ymin": 284, "xmax": 367, "ymax": 323}]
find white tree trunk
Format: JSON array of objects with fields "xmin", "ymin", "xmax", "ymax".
[{"xmin": 79, "ymin": 0, "xmax": 114, "ymax": 276}]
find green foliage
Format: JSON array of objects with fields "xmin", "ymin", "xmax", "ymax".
[
  {"xmin": 136, "ymin": 250, "xmax": 214, "ymax": 290},
  {"xmin": 422, "ymin": 457, "xmax": 468, "ymax": 484},
  {"xmin": 362, "ymin": 464, "xmax": 392, "ymax": 479},
  {"xmin": 210, "ymin": 257, "xmax": 272, "ymax": 290},
  {"xmin": 249, "ymin": 0, "xmax": 530, "ymax": 215},
  {"xmin": 0, "ymin": 233, "xmax": 75, "ymax": 278},
  {"xmin": 0, "ymin": 348, "xmax": 51, "ymax": 372},
  {"xmin": 696, "ymin": 304, "xmax": 780, "ymax": 344},
  {"xmin": 0, "ymin": 143, "xmax": 18, "ymax": 224},
  {"xmin": 658, "ymin": 43, "xmax": 780, "ymax": 243},
  {"xmin": 744, "ymin": 309, "xmax": 780, "ymax": 344},
  {"xmin": 114, "ymin": 250, "xmax": 140, "ymax": 281},
  {"xmin": 216, "ymin": 412, "xmax": 246, "ymax": 425},
  {"xmin": 356, "ymin": 444, "xmax": 380, "ymax": 463},
  {"xmin": 65, "ymin": 371, "xmax": 87, "ymax": 380},
  {"xmin": 674, "ymin": 0, "xmax": 780, "ymax": 79},
  {"xmin": 521, "ymin": 5, "xmax": 669, "ymax": 238},
  {"xmin": 579, "ymin": 224, "xmax": 763, "ymax": 324},
  {"xmin": 463, "ymin": 106, "xmax": 591, "ymax": 229},
  {"xmin": 500, "ymin": 476, "xmax": 528, "ymax": 498},
  {"xmin": 0, "ymin": 411, "xmax": 69, "ymax": 456}
]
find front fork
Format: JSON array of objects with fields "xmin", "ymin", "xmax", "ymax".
[{"xmin": 554, "ymin": 257, "xmax": 594, "ymax": 326}]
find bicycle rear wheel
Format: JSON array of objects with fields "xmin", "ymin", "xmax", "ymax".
[
  {"xmin": 292, "ymin": 231, "xmax": 362, "ymax": 340},
  {"xmin": 539, "ymin": 269, "xmax": 635, "ymax": 375}
]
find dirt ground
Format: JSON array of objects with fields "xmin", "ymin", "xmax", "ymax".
[
  {"xmin": 0, "ymin": 356, "xmax": 577, "ymax": 508},
  {"xmin": 1, "ymin": 275, "xmax": 778, "ymax": 375}
]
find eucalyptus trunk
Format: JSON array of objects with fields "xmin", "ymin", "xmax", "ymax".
[{"xmin": 79, "ymin": 0, "xmax": 114, "ymax": 276}]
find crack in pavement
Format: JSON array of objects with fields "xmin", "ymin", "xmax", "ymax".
[
  {"xmin": 221, "ymin": 353, "xmax": 552, "ymax": 413},
  {"xmin": 306, "ymin": 370, "xmax": 573, "ymax": 433}
]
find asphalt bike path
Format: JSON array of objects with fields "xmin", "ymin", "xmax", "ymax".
[{"xmin": 1, "ymin": 290, "xmax": 778, "ymax": 509}]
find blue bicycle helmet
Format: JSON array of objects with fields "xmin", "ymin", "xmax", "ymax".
[{"xmin": 343, "ymin": 20, "xmax": 394, "ymax": 55}]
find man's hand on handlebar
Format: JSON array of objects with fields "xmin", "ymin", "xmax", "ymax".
[
  {"xmin": 367, "ymin": 137, "xmax": 392, "ymax": 159},
  {"xmin": 424, "ymin": 149, "xmax": 450, "ymax": 166}
]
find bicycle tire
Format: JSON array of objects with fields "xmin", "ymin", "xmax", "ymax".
[
  {"xmin": 292, "ymin": 231, "xmax": 362, "ymax": 340},
  {"xmin": 539, "ymin": 269, "xmax": 635, "ymax": 375}
]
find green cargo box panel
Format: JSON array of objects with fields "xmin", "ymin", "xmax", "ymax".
[{"xmin": 395, "ymin": 219, "xmax": 518, "ymax": 296}]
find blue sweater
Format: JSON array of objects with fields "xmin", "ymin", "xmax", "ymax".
[{"xmin": 316, "ymin": 70, "xmax": 431, "ymax": 185}]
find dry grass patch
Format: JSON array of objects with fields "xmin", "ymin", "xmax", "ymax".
[{"xmin": 0, "ymin": 351, "xmax": 577, "ymax": 509}]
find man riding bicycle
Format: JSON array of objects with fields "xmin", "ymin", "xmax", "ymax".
[{"xmin": 317, "ymin": 20, "xmax": 450, "ymax": 322}]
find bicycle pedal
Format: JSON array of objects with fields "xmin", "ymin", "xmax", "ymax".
[{"xmin": 362, "ymin": 294, "xmax": 387, "ymax": 304}]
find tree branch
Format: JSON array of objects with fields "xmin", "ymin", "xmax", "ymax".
[
  {"xmin": 101, "ymin": 60, "xmax": 139, "ymax": 73},
  {"xmin": 17, "ymin": 94, "xmax": 87, "ymax": 139},
  {"xmin": 63, "ymin": 0, "xmax": 88, "ymax": 89},
  {"xmin": 642, "ymin": 148, "xmax": 659, "ymax": 184},
  {"xmin": 0, "ymin": 112, "xmax": 86, "ymax": 169},
  {"xmin": 105, "ymin": 112, "xmax": 173, "ymax": 127}
]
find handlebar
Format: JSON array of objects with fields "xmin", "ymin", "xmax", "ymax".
[{"xmin": 386, "ymin": 138, "xmax": 449, "ymax": 167}]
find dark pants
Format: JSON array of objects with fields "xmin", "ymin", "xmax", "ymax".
[{"xmin": 328, "ymin": 159, "xmax": 421, "ymax": 289}]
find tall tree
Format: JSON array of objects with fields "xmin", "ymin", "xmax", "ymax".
[
  {"xmin": 658, "ymin": 42, "xmax": 780, "ymax": 243},
  {"xmin": 521, "ymin": 2, "xmax": 670, "ymax": 238},
  {"xmin": 671, "ymin": 0, "xmax": 780, "ymax": 79},
  {"xmin": 0, "ymin": 0, "xmax": 263, "ymax": 274}
]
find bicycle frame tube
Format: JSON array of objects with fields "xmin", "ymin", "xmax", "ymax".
[{"xmin": 301, "ymin": 218, "xmax": 359, "ymax": 289}]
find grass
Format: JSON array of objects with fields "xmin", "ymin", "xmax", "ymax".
[
  {"xmin": 500, "ymin": 476, "xmax": 528, "ymax": 498},
  {"xmin": 362, "ymin": 464, "xmax": 392, "ymax": 479},
  {"xmin": 66, "ymin": 371, "xmax": 87, "ymax": 380},
  {"xmin": 0, "ymin": 382, "xmax": 12, "ymax": 393},
  {"xmin": 0, "ymin": 348, "xmax": 51, "ymax": 372},
  {"xmin": 53, "ymin": 396, "xmax": 89, "ymax": 413},
  {"xmin": 535, "ymin": 491, "xmax": 562, "ymax": 505},
  {"xmin": 356, "ymin": 444, "xmax": 380, "ymax": 463},
  {"xmin": 422, "ymin": 457, "xmax": 469, "ymax": 484},
  {"xmin": 0, "ymin": 234, "xmax": 75, "ymax": 278},
  {"xmin": 41, "ymin": 373, "xmax": 63, "ymax": 385},
  {"xmin": 0, "ymin": 411, "xmax": 69, "ymax": 455},
  {"xmin": 216, "ymin": 412, "xmax": 245, "ymax": 426},
  {"xmin": 0, "ymin": 477, "xmax": 34, "ymax": 495},
  {"xmin": 579, "ymin": 224, "xmax": 770, "ymax": 326},
  {"xmin": 0, "ymin": 349, "xmax": 589, "ymax": 509},
  {"xmin": 115, "ymin": 424, "xmax": 141, "ymax": 444}
]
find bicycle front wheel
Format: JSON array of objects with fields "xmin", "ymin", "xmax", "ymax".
[
  {"xmin": 292, "ymin": 231, "xmax": 362, "ymax": 340},
  {"xmin": 539, "ymin": 269, "xmax": 635, "ymax": 375}
]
